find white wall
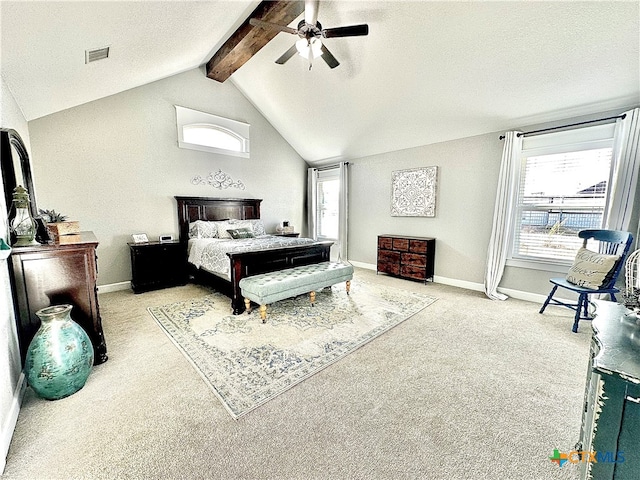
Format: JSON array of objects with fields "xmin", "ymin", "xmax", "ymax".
[
  {"xmin": 0, "ymin": 75, "xmax": 28, "ymax": 474},
  {"xmin": 347, "ymin": 107, "xmax": 640, "ymax": 298},
  {"xmin": 28, "ymin": 68, "xmax": 308, "ymax": 286},
  {"xmin": 348, "ymin": 132, "xmax": 501, "ymax": 289}
]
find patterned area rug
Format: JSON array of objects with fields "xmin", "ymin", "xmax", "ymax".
[{"xmin": 148, "ymin": 278, "xmax": 436, "ymax": 418}]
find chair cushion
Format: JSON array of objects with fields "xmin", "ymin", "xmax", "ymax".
[{"xmin": 565, "ymin": 247, "xmax": 621, "ymax": 289}]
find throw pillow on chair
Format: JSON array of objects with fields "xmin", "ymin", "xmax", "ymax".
[{"xmin": 565, "ymin": 247, "xmax": 621, "ymax": 289}]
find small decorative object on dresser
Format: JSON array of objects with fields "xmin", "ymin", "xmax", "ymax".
[
  {"xmin": 377, "ymin": 234, "xmax": 436, "ymax": 283},
  {"xmin": 39, "ymin": 208, "xmax": 80, "ymax": 240},
  {"xmin": 276, "ymin": 220, "xmax": 295, "ymax": 235},
  {"xmin": 129, "ymin": 240, "xmax": 187, "ymax": 293},
  {"xmin": 25, "ymin": 304, "xmax": 94, "ymax": 400},
  {"xmin": 131, "ymin": 233, "xmax": 149, "ymax": 244},
  {"xmin": 9, "ymin": 185, "xmax": 38, "ymax": 246}
]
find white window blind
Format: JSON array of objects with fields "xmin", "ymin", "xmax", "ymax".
[{"xmin": 511, "ymin": 124, "xmax": 615, "ymax": 264}]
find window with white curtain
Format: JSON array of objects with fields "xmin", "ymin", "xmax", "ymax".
[
  {"xmin": 316, "ymin": 168, "xmax": 340, "ymax": 240},
  {"xmin": 509, "ymin": 123, "xmax": 616, "ymax": 267},
  {"xmin": 175, "ymin": 105, "xmax": 249, "ymax": 158}
]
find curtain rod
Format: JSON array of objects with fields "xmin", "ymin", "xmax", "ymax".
[
  {"xmin": 499, "ymin": 113, "xmax": 626, "ymax": 140},
  {"xmin": 313, "ymin": 161, "xmax": 349, "ymax": 171}
]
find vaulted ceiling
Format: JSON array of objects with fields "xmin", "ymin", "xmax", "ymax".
[{"xmin": 2, "ymin": 1, "xmax": 639, "ymax": 163}]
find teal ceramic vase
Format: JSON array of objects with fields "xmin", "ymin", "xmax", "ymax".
[{"xmin": 25, "ymin": 304, "xmax": 94, "ymax": 400}]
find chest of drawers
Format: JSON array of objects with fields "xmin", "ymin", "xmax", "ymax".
[
  {"xmin": 377, "ymin": 235, "xmax": 435, "ymax": 282},
  {"xmin": 9, "ymin": 231, "xmax": 108, "ymax": 365}
]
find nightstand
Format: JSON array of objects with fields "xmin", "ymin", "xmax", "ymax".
[
  {"xmin": 128, "ymin": 240, "xmax": 187, "ymax": 293},
  {"xmin": 273, "ymin": 232, "xmax": 300, "ymax": 238}
]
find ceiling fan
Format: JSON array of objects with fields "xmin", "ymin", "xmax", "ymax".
[{"xmin": 249, "ymin": 0, "xmax": 369, "ymax": 70}]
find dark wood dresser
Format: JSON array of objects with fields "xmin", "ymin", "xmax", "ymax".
[
  {"xmin": 377, "ymin": 235, "xmax": 435, "ymax": 282},
  {"xmin": 128, "ymin": 240, "xmax": 187, "ymax": 293},
  {"xmin": 9, "ymin": 231, "xmax": 108, "ymax": 366},
  {"xmin": 576, "ymin": 301, "xmax": 640, "ymax": 479}
]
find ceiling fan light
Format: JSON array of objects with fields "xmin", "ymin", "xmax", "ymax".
[{"xmin": 296, "ymin": 38, "xmax": 322, "ymax": 59}]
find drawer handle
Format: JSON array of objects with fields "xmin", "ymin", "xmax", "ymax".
[{"xmin": 626, "ymin": 395, "xmax": 640, "ymax": 404}]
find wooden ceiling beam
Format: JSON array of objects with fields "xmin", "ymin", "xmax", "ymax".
[{"xmin": 206, "ymin": 0, "xmax": 304, "ymax": 83}]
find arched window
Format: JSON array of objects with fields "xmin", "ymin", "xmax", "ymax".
[
  {"xmin": 183, "ymin": 124, "xmax": 245, "ymax": 152},
  {"xmin": 175, "ymin": 106, "xmax": 249, "ymax": 158}
]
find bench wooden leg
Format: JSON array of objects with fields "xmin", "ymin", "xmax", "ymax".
[
  {"xmin": 310, "ymin": 291, "xmax": 316, "ymax": 306},
  {"xmin": 259, "ymin": 304, "xmax": 267, "ymax": 323},
  {"xmin": 244, "ymin": 298, "xmax": 251, "ymax": 314},
  {"xmin": 346, "ymin": 280, "xmax": 351, "ymax": 295}
]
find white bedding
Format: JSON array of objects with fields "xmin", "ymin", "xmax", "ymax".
[{"xmin": 188, "ymin": 235, "xmax": 315, "ymax": 279}]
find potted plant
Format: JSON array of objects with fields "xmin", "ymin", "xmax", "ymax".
[{"xmin": 39, "ymin": 208, "xmax": 80, "ymax": 238}]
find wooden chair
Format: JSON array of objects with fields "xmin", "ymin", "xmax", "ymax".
[{"xmin": 539, "ymin": 229, "xmax": 633, "ymax": 333}]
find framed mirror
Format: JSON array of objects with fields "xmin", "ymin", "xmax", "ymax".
[
  {"xmin": 1, "ymin": 128, "xmax": 37, "ymax": 217},
  {"xmin": 0, "ymin": 128, "xmax": 47, "ymax": 242}
]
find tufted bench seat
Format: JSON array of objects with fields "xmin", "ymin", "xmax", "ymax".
[{"xmin": 239, "ymin": 262, "xmax": 354, "ymax": 323}]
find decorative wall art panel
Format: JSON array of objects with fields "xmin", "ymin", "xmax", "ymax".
[
  {"xmin": 391, "ymin": 166, "xmax": 438, "ymax": 217},
  {"xmin": 192, "ymin": 170, "xmax": 245, "ymax": 190}
]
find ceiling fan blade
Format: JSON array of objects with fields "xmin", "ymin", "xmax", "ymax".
[
  {"xmin": 322, "ymin": 24, "xmax": 369, "ymax": 38},
  {"xmin": 304, "ymin": 0, "xmax": 319, "ymax": 27},
  {"xmin": 275, "ymin": 44, "xmax": 298, "ymax": 65},
  {"xmin": 320, "ymin": 44, "xmax": 340, "ymax": 69},
  {"xmin": 249, "ymin": 18, "xmax": 298, "ymax": 35}
]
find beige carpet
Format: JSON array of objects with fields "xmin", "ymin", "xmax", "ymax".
[
  {"xmin": 3, "ymin": 268, "xmax": 589, "ymax": 479},
  {"xmin": 148, "ymin": 279, "xmax": 436, "ymax": 418}
]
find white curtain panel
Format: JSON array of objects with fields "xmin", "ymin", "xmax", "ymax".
[
  {"xmin": 307, "ymin": 168, "xmax": 318, "ymax": 240},
  {"xmin": 605, "ymin": 107, "xmax": 640, "ymax": 237},
  {"xmin": 484, "ymin": 131, "xmax": 523, "ymax": 300},
  {"xmin": 338, "ymin": 162, "xmax": 349, "ymax": 261}
]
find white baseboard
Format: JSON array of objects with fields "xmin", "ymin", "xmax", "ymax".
[
  {"xmin": 1, "ymin": 372, "xmax": 26, "ymax": 475},
  {"xmin": 349, "ymin": 260, "xmax": 376, "ymax": 270},
  {"xmin": 94, "ymin": 267, "xmax": 561, "ymax": 305},
  {"xmin": 497, "ymin": 287, "xmax": 552, "ymax": 304},
  {"xmin": 97, "ymin": 281, "xmax": 131, "ymax": 294},
  {"xmin": 349, "ymin": 261, "xmax": 554, "ymax": 304},
  {"xmin": 433, "ymin": 275, "xmax": 484, "ymax": 292}
]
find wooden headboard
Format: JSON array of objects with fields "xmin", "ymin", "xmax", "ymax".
[{"xmin": 175, "ymin": 196, "xmax": 262, "ymax": 243}]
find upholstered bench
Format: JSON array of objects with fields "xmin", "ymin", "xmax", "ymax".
[{"xmin": 239, "ymin": 262, "xmax": 354, "ymax": 323}]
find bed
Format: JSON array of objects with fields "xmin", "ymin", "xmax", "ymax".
[{"xmin": 175, "ymin": 196, "xmax": 333, "ymax": 314}]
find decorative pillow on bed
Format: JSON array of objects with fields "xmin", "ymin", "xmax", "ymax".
[
  {"xmin": 246, "ymin": 219, "xmax": 266, "ymax": 236},
  {"xmin": 188, "ymin": 221, "xmax": 219, "ymax": 239},
  {"xmin": 227, "ymin": 227, "xmax": 255, "ymax": 239},
  {"xmin": 565, "ymin": 247, "xmax": 621, "ymax": 289},
  {"xmin": 216, "ymin": 220, "xmax": 251, "ymax": 239}
]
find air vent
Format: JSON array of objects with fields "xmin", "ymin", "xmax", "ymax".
[{"xmin": 85, "ymin": 46, "xmax": 110, "ymax": 64}]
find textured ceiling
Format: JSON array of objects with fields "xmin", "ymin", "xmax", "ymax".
[
  {"xmin": 2, "ymin": 1, "xmax": 639, "ymax": 163},
  {"xmin": 1, "ymin": 0, "xmax": 258, "ymax": 120}
]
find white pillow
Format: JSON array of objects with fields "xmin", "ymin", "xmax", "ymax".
[
  {"xmin": 566, "ymin": 247, "xmax": 621, "ymax": 289},
  {"xmin": 246, "ymin": 219, "xmax": 266, "ymax": 236},
  {"xmin": 188, "ymin": 221, "xmax": 218, "ymax": 239}
]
